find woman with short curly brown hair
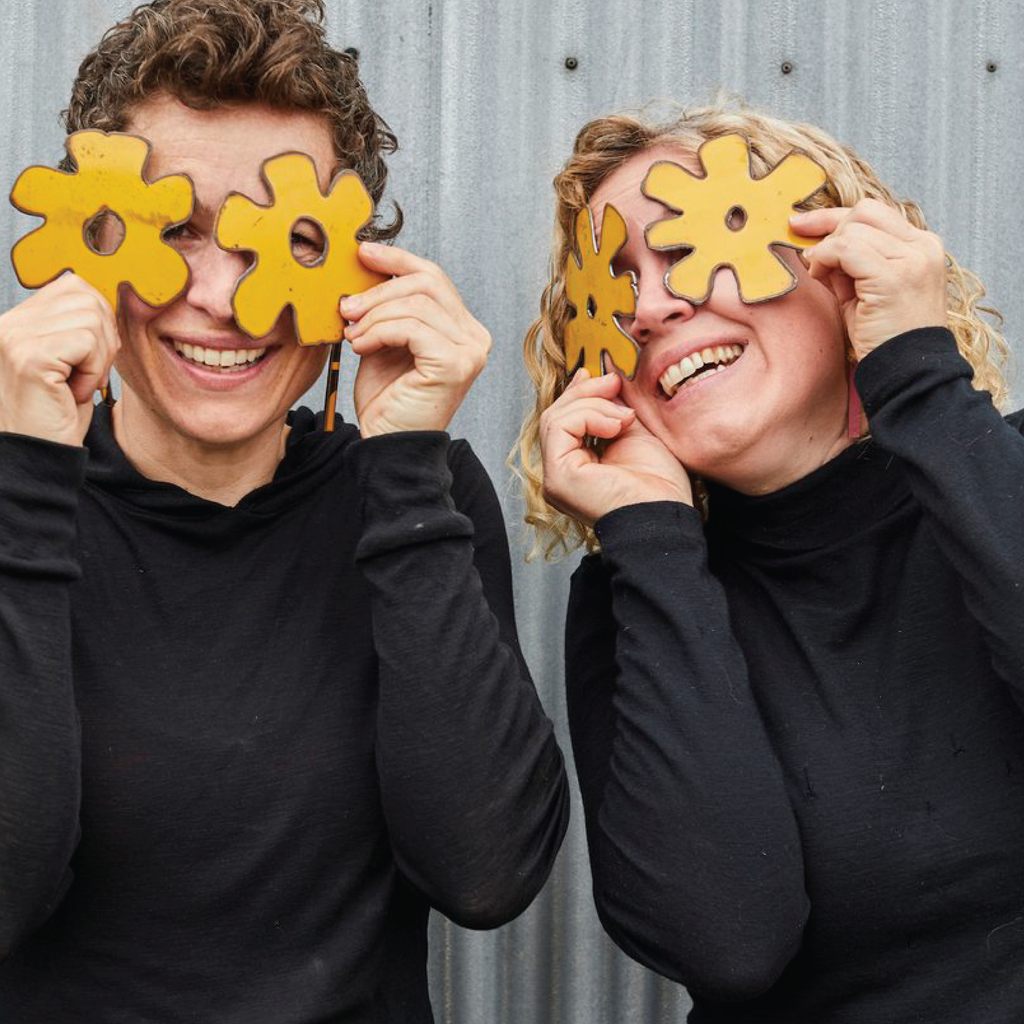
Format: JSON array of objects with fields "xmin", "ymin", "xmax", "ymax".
[{"xmin": 0, "ymin": 3, "xmax": 568, "ymax": 1021}]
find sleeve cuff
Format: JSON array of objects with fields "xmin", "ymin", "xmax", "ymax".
[
  {"xmin": 594, "ymin": 500, "xmax": 704, "ymax": 560},
  {"xmin": 854, "ymin": 327, "xmax": 970, "ymax": 417},
  {"xmin": 348, "ymin": 431, "xmax": 475, "ymax": 561}
]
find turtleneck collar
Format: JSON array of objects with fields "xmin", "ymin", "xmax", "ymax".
[{"xmin": 703, "ymin": 438, "xmax": 912, "ymax": 554}]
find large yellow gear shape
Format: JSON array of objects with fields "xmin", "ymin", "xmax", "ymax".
[
  {"xmin": 643, "ymin": 134, "xmax": 827, "ymax": 304},
  {"xmin": 9, "ymin": 130, "xmax": 194, "ymax": 311},
  {"xmin": 564, "ymin": 203, "xmax": 638, "ymax": 378},
  {"xmin": 216, "ymin": 154, "xmax": 387, "ymax": 346}
]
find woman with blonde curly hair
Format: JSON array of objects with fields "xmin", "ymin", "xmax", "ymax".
[{"xmin": 518, "ymin": 101, "xmax": 1024, "ymax": 1022}]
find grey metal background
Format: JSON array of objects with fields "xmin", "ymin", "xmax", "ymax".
[{"xmin": 3, "ymin": 1, "xmax": 1023, "ymax": 1021}]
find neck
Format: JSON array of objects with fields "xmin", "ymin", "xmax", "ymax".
[
  {"xmin": 709, "ymin": 414, "xmax": 854, "ymax": 497},
  {"xmin": 111, "ymin": 386, "xmax": 289, "ymax": 506}
]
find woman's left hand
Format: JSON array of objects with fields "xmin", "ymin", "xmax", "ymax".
[
  {"xmin": 791, "ymin": 199, "xmax": 947, "ymax": 362},
  {"xmin": 342, "ymin": 242, "xmax": 491, "ymax": 437}
]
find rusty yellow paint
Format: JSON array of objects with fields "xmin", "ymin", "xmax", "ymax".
[
  {"xmin": 216, "ymin": 154, "xmax": 387, "ymax": 346},
  {"xmin": 564, "ymin": 203, "xmax": 638, "ymax": 378},
  {"xmin": 10, "ymin": 130, "xmax": 193, "ymax": 311},
  {"xmin": 643, "ymin": 134, "xmax": 826, "ymax": 304}
]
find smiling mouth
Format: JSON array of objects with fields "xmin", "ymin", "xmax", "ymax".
[
  {"xmin": 171, "ymin": 340, "xmax": 269, "ymax": 372},
  {"xmin": 658, "ymin": 343, "xmax": 744, "ymax": 398}
]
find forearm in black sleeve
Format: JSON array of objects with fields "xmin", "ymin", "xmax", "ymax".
[
  {"xmin": 350, "ymin": 432, "xmax": 569, "ymax": 930},
  {"xmin": 0, "ymin": 434, "xmax": 85, "ymax": 960},
  {"xmin": 856, "ymin": 327, "xmax": 1024, "ymax": 698},
  {"xmin": 567, "ymin": 502, "xmax": 808, "ymax": 1001}
]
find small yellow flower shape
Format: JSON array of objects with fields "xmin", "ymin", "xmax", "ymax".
[
  {"xmin": 643, "ymin": 134, "xmax": 827, "ymax": 304},
  {"xmin": 9, "ymin": 130, "xmax": 193, "ymax": 311},
  {"xmin": 564, "ymin": 203, "xmax": 638, "ymax": 378},
  {"xmin": 215, "ymin": 153, "xmax": 387, "ymax": 346}
]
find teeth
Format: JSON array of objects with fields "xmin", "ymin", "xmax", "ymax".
[
  {"xmin": 658, "ymin": 343, "xmax": 743, "ymax": 397},
  {"xmin": 172, "ymin": 341, "xmax": 267, "ymax": 370}
]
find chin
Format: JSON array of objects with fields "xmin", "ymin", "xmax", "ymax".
[
  {"xmin": 655, "ymin": 408, "xmax": 761, "ymax": 478},
  {"xmin": 161, "ymin": 403, "xmax": 281, "ymax": 450}
]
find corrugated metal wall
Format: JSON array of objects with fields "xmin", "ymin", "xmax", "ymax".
[{"xmin": 2, "ymin": 2, "xmax": 1022, "ymax": 1021}]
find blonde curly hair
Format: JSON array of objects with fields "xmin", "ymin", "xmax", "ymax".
[{"xmin": 514, "ymin": 100, "xmax": 1008, "ymax": 558}]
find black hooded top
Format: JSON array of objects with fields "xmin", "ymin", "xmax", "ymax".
[{"xmin": 0, "ymin": 408, "xmax": 569, "ymax": 1023}]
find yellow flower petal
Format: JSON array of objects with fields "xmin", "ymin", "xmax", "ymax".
[{"xmin": 563, "ymin": 204, "xmax": 638, "ymax": 378}]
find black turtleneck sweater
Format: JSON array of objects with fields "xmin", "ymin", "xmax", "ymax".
[
  {"xmin": 0, "ymin": 408, "xmax": 569, "ymax": 1024},
  {"xmin": 566, "ymin": 327, "xmax": 1024, "ymax": 1022}
]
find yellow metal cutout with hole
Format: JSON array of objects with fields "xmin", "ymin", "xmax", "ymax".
[
  {"xmin": 216, "ymin": 153, "xmax": 387, "ymax": 346},
  {"xmin": 9, "ymin": 130, "xmax": 194, "ymax": 311},
  {"xmin": 564, "ymin": 203, "xmax": 638, "ymax": 378},
  {"xmin": 643, "ymin": 134, "xmax": 827, "ymax": 304}
]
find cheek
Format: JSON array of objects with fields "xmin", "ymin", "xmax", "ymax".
[
  {"xmin": 117, "ymin": 292, "xmax": 161, "ymax": 346},
  {"xmin": 113, "ymin": 295, "xmax": 162, "ymax": 388},
  {"xmin": 291, "ymin": 346, "xmax": 330, "ymax": 390}
]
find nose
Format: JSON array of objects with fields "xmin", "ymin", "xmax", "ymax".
[
  {"xmin": 627, "ymin": 270, "xmax": 697, "ymax": 344},
  {"xmin": 182, "ymin": 240, "xmax": 253, "ymax": 323}
]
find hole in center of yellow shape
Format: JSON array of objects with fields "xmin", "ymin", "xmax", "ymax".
[
  {"xmin": 290, "ymin": 217, "xmax": 328, "ymax": 267},
  {"xmin": 84, "ymin": 208, "xmax": 127, "ymax": 255},
  {"xmin": 725, "ymin": 205, "xmax": 748, "ymax": 232},
  {"xmin": 586, "ymin": 294, "xmax": 597, "ymax": 318}
]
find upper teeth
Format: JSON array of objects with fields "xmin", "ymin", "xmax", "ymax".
[
  {"xmin": 659, "ymin": 343, "xmax": 744, "ymax": 397},
  {"xmin": 173, "ymin": 341, "xmax": 267, "ymax": 368}
]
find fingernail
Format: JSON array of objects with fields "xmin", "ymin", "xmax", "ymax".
[
  {"xmin": 360, "ymin": 241, "xmax": 383, "ymax": 253},
  {"xmin": 340, "ymin": 296, "xmax": 359, "ymax": 313}
]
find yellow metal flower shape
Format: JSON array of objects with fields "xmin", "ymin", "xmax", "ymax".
[
  {"xmin": 564, "ymin": 203, "xmax": 638, "ymax": 378},
  {"xmin": 9, "ymin": 130, "xmax": 193, "ymax": 311},
  {"xmin": 643, "ymin": 134, "xmax": 827, "ymax": 304},
  {"xmin": 216, "ymin": 154, "xmax": 387, "ymax": 346}
]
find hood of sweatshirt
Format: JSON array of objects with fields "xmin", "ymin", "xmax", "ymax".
[{"xmin": 82, "ymin": 404, "xmax": 360, "ymax": 524}]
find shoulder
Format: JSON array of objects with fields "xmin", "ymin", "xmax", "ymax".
[
  {"xmin": 568, "ymin": 551, "xmax": 611, "ymax": 609},
  {"xmin": 1005, "ymin": 409, "xmax": 1024, "ymax": 435},
  {"xmin": 445, "ymin": 438, "xmax": 501, "ymax": 516},
  {"xmin": 445, "ymin": 437, "xmax": 483, "ymax": 477}
]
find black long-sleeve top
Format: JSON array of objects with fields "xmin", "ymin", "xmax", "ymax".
[
  {"xmin": 566, "ymin": 327, "xmax": 1024, "ymax": 1022},
  {"xmin": 0, "ymin": 406, "xmax": 569, "ymax": 1023}
]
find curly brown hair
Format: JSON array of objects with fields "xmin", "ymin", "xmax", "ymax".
[{"xmin": 61, "ymin": 0, "xmax": 401, "ymax": 241}]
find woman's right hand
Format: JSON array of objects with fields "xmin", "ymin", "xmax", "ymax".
[
  {"xmin": 540, "ymin": 368, "xmax": 693, "ymax": 526},
  {"xmin": 0, "ymin": 274, "xmax": 120, "ymax": 447}
]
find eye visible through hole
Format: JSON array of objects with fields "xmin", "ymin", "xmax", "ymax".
[
  {"xmin": 290, "ymin": 217, "xmax": 327, "ymax": 266},
  {"xmin": 84, "ymin": 208, "xmax": 126, "ymax": 255},
  {"xmin": 586, "ymin": 294, "xmax": 597, "ymax": 318},
  {"xmin": 726, "ymin": 205, "xmax": 747, "ymax": 232}
]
